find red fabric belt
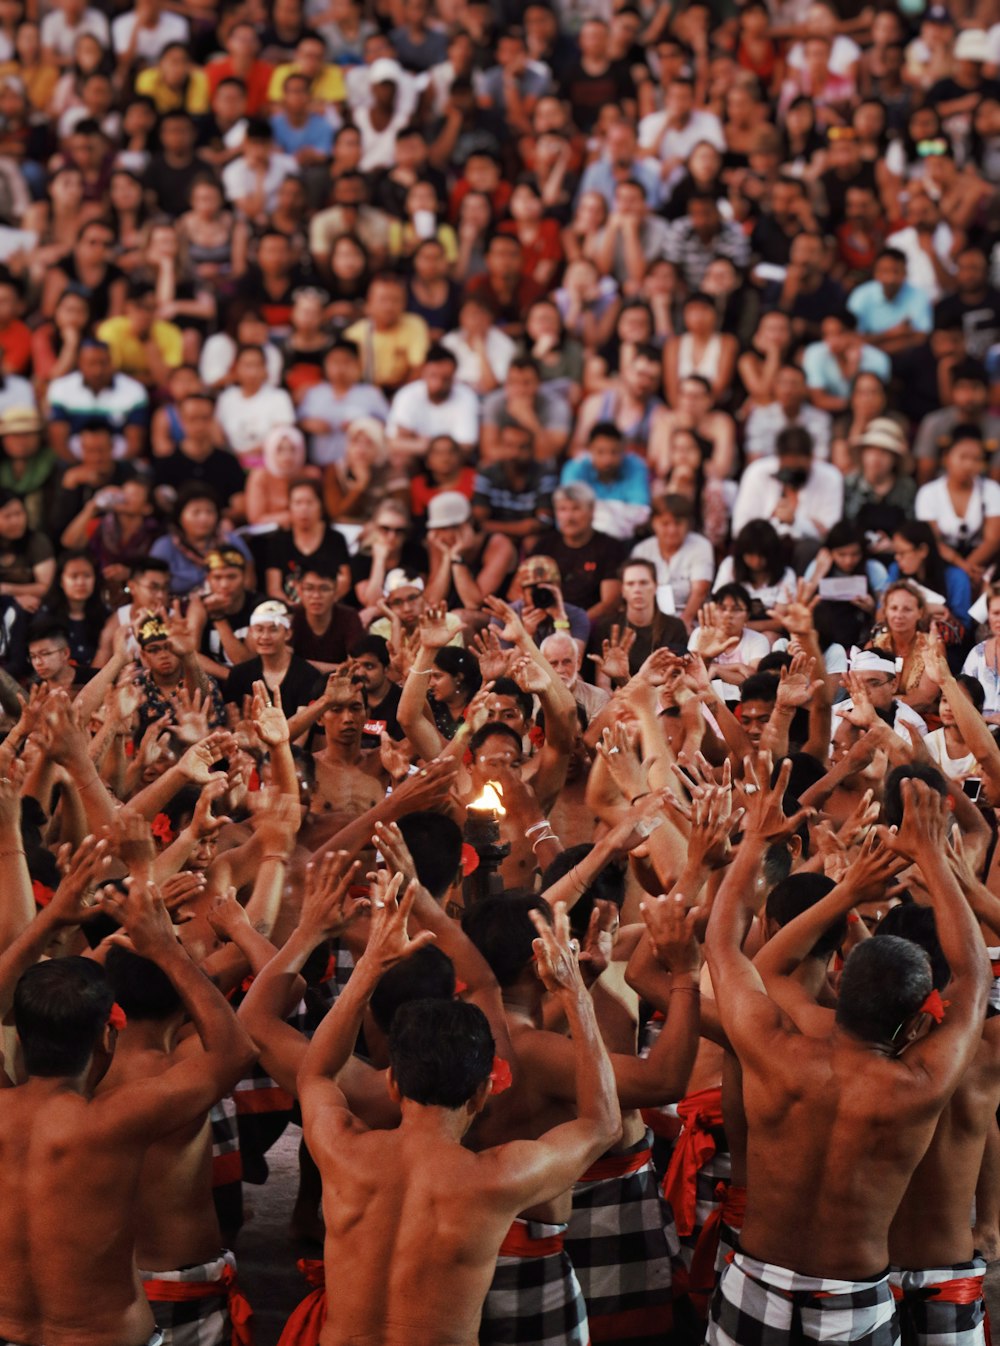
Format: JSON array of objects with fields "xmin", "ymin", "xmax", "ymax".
[
  {"xmin": 498, "ymin": 1220, "xmax": 565, "ymax": 1258},
  {"xmin": 143, "ymin": 1263, "xmax": 252, "ymax": 1345},
  {"xmin": 276, "ymin": 1259, "xmax": 326, "ymax": 1346},
  {"xmin": 212, "ymin": 1151, "xmax": 243, "ymax": 1186},
  {"xmin": 640, "ymin": 1107, "xmax": 682, "ymax": 1142},
  {"xmin": 891, "ymin": 1276, "xmax": 985, "ymax": 1305},
  {"xmin": 662, "ymin": 1085, "xmax": 725, "ymax": 1237},
  {"xmin": 580, "ymin": 1147, "xmax": 652, "ymax": 1182},
  {"xmin": 687, "ymin": 1182, "xmax": 749, "ymax": 1310}
]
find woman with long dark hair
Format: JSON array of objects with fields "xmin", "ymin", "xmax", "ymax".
[
  {"xmin": 713, "ymin": 519, "xmax": 796, "ymax": 634},
  {"xmin": 41, "ymin": 550, "xmax": 109, "ymax": 667},
  {"xmin": 886, "ymin": 519, "xmax": 971, "ymax": 643}
]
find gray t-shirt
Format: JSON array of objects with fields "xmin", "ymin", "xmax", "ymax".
[{"xmin": 298, "ymin": 382, "xmax": 390, "ymax": 465}]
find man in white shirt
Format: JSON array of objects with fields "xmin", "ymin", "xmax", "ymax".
[
  {"xmin": 221, "ymin": 120, "xmax": 299, "ymax": 218},
  {"xmin": 744, "ymin": 364, "xmax": 832, "ymax": 461},
  {"xmin": 214, "ymin": 346, "xmax": 295, "ymax": 467},
  {"xmin": 638, "ymin": 78, "xmax": 725, "ymax": 177},
  {"xmin": 885, "ymin": 188, "xmax": 956, "ymax": 305},
  {"xmin": 386, "ymin": 346, "xmax": 479, "ymax": 458},
  {"xmin": 732, "ymin": 425, "xmax": 844, "ymax": 543},
  {"xmin": 41, "ymin": 0, "xmax": 110, "ymax": 65},
  {"xmin": 111, "ymin": 0, "xmax": 188, "ymax": 65}
]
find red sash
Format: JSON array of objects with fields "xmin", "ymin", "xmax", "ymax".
[
  {"xmin": 662, "ymin": 1086, "xmax": 725, "ymax": 1237},
  {"xmin": 276, "ymin": 1259, "xmax": 327, "ymax": 1346},
  {"xmin": 498, "ymin": 1220, "xmax": 565, "ymax": 1258},
  {"xmin": 686, "ymin": 1182, "xmax": 748, "ymax": 1314},
  {"xmin": 143, "ymin": 1262, "xmax": 252, "ymax": 1345},
  {"xmin": 891, "ymin": 1276, "xmax": 985, "ymax": 1305},
  {"xmin": 579, "ymin": 1147, "xmax": 652, "ymax": 1182}
]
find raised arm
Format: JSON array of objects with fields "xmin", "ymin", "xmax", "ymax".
[
  {"xmin": 396, "ymin": 605, "xmax": 450, "ymax": 763},
  {"xmin": 99, "ymin": 877, "xmax": 256, "ymax": 1139},
  {"xmin": 491, "ymin": 902, "xmax": 622, "ymax": 1211},
  {"xmin": 885, "ymin": 780, "xmax": 991, "ymax": 1093}
]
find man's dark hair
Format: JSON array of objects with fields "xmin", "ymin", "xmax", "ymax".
[
  {"xmin": 397, "ymin": 810, "xmax": 463, "ymax": 899},
  {"xmin": 348, "ymin": 633, "xmax": 389, "ymax": 667},
  {"xmin": 954, "ymin": 672, "xmax": 986, "ymax": 715},
  {"xmin": 835, "ymin": 936, "xmax": 932, "ymax": 1044},
  {"xmin": 542, "ymin": 843, "xmax": 626, "ymax": 939},
  {"xmin": 463, "ymin": 893, "xmax": 549, "ymax": 987},
  {"xmin": 711, "ymin": 581, "xmax": 752, "ymax": 611},
  {"xmin": 370, "ymin": 947, "xmax": 456, "ymax": 1032},
  {"xmin": 739, "ymin": 672, "xmax": 780, "ymax": 705},
  {"xmin": 26, "ymin": 619, "xmax": 69, "ymax": 649},
  {"xmin": 489, "ymin": 676, "xmax": 533, "ymax": 724},
  {"xmin": 104, "ymin": 946, "xmax": 182, "ymax": 1020},
  {"xmin": 877, "ymin": 247, "xmax": 908, "ymax": 267},
  {"xmin": 130, "ymin": 556, "xmax": 170, "ymax": 578},
  {"xmin": 245, "ymin": 116, "xmax": 273, "ymax": 141},
  {"xmin": 388, "ymin": 998, "xmax": 494, "ymax": 1106},
  {"xmin": 14, "ymin": 957, "xmax": 115, "ymax": 1077},
  {"xmin": 776, "ymin": 425, "xmax": 814, "ymax": 458},
  {"xmin": 876, "ymin": 904, "xmax": 950, "ymax": 992},
  {"xmin": 951, "ymin": 358, "xmax": 988, "ymax": 386},
  {"xmin": 765, "ymin": 873, "xmax": 845, "ymax": 959},
  {"xmin": 425, "ymin": 343, "xmax": 457, "ymax": 366},
  {"xmin": 588, "ymin": 420, "xmax": 623, "ymax": 444},
  {"xmin": 467, "ymin": 720, "xmax": 522, "ymax": 758},
  {"xmin": 884, "ymin": 763, "xmax": 948, "ymax": 828}
]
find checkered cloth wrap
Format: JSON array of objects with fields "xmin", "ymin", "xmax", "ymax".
[
  {"xmin": 987, "ymin": 949, "xmax": 1000, "ymax": 1013},
  {"xmin": 709, "ymin": 1252, "xmax": 899, "ymax": 1346},
  {"xmin": 564, "ymin": 1129, "xmax": 678, "ymax": 1343},
  {"xmin": 0, "ymin": 1336, "xmax": 165, "ymax": 1346},
  {"xmin": 889, "ymin": 1259, "xmax": 988, "ymax": 1346},
  {"xmin": 210, "ymin": 1096, "xmax": 241, "ymax": 1187},
  {"xmin": 140, "ymin": 1250, "xmax": 252, "ymax": 1346},
  {"xmin": 480, "ymin": 1218, "xmax": 590, "ymax": 1346}
]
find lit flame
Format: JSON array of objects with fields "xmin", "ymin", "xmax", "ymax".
[{"xmin": 469, "ymin": 781, "xmax": 506, "ymax": 815}]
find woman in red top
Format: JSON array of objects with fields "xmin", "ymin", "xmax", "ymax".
[
  {"xmin": 410, "ymin": 435, "xmax": 476, "ymax": 522},
  {"xmin": 498, "ymin": 182, "xmax": 563, "ymax": 290}
]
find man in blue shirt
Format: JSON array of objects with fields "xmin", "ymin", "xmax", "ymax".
[
  {"xmin": 270, "ymin": 72, "xmax": 334, "ymax": 165},
  {"xmin": 847, "ymin": 247, "xmax": 933, "ymax": 354},
  {"xmin": 560, "ymin": 422, "xmax": 651, "ymax": 542}
]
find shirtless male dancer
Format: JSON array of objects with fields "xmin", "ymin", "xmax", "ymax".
[
  {"xmin": 705, "ymin": 758, "xmax": 990, "ymax": 1346},
  {"xmin": 0, "ymin": 854, "xmax": 254, "ymax": 1346},
  {"xmin": 296, "ymin": 875, "xmax": 622, "ymax": 1346}
]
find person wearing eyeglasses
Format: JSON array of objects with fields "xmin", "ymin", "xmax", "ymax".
[
  {"xmin": 915, "ymin": 426, "xmax": 1000, "ymax": 586},
  {"xmin": 26, "ymin": 617, "xmax": 92, "ymax": 690},
  {"xmin": 351, "ymin": 500, "xmax": 426, "ymax": 613}
]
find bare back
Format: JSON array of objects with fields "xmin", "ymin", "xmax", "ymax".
[
  {"xmin": 0, "ymin": 1083, "xmax": 155, "ymax": 1346},
  {"xmin": 312, "ymin": 1124, "xmax": 556, "ymax": 1346},
  {"xmin": 890, "ymin": 1018, "xmax": 1000, "ymax": 1270},
  {"xmin": 99, "ymin": 1041, "xmax": 220, "ymax": 1272},
  {"xmin": 741, "ymin": 1034, "xmax": 950, "ymax": 1279}
]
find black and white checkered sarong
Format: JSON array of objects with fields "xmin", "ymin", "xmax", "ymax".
[
  {"xmin": 889, "ymin": 1259, "xmax": 987, "ymax": 1346},
  {"xmin": 709, "ymin": 1252, "xmax": 899, "ymax": 1346},
  {"xmin": 564, "ymin": 1129, "xmax": 677, "ymax": 1343},
  {"xmin": 480, "ymin": 1219, "xmax": 589, "ymax": 1346},
  {"xmin": 139, "ymin": 1250, "xmax": 243, "ymax": 1346}
]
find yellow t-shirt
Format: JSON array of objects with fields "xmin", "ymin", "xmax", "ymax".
[
  {"xmin": 135, "ymin": 66, "xmax": 210, "ymax": 115},
  {"xmin": 267, "ymin": 62, "xmax": 345, "ymax": 104},
  {"xmin": 344, "ymin": 315, "xmax": 430, "ymax": 389},
  {"xmin": 96, "ymin": 316, "xmax": 184, "ymax": 381}
]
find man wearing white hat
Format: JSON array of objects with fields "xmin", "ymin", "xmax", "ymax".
[
  {"xmin": 370, "ymin": 567, "xmax": 464, "ymax": 647},
  {"xmin": 223, "ymin": 599, "xmax": 324, "ymax": 717},
  {"xmin": 836, "ymin": 648, "xmax": 928, "ymax": 741}
]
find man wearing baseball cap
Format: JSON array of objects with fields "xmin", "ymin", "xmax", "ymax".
[{"xmin": 425, "ymin": 489, "xmax": 517, "ymax": 624}]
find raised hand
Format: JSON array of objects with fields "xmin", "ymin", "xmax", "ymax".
[
  {"xmin": 577, "ymin": 901, "xmax": 618, "ymax": 985},
  {"xmin": 690, "ymin": 604, "xmax": 739, "ymax": 660},
  {"xmin": 177, "ymin": 731, "xmax": 234, "ymax": 785},
  {"xmin": 365, "ymin": 871, "xmax": 435, "ymax": 968},
  {"xmin": 882, "ymin": 777, "xmax": 951, "ymax": 864},
  {"xmin": 41, "ymin": 689, "xmax": 90, "ymax": 766},
  {"xmin": 529, "ymin": 900, "xmax": 586, "ymax": 997},
  {"xmin": 639, "ymin": 891, "xmax": 702, "ymax": 974},
  {"xmin": 922, "ymin": 629, "xmax": 951, "ymax": 688},
  {"xmin": 775, "ymin": 653, "xmax": 824, "ymax": 710},
  {"xmin": 842, "ymin": 830, "xmax": 908, "ymax": 902},
  {"xmin": 252, "ymin": 680, "xmax": 289, "ymax": 747},
  {"xmin": 596, "ymin": 722, "xmax": 652, "ymax": 802},
  {"xmin": 189, "ymin": 775, "xmax": 233, "ymax": 840},
  {"xmin": 372, "ymin": 820, "xmax": 417, "ymax": 886},
  {"xmin": 105, "ymin": 808, "xmax": 156, "ymax": 872},
  {"xmin": 160, "ymin": 870, "xmax": 207, "ymax": 920},
  {"xmin": 588, "ymin": 624, "xmax": 636, "ymax": 682},
  {"xmin": 300, "ymin": 850, "xmax": 367, "ymax": 939},
  {"xmin": 105, "ymin": 875, "xmax": 181, "ymax": 960},
  {"xmin": 166, "ymin": 603, "xmax": 196, "ymax": 658},
  {"xmin": 510, "ymin": 653, "xmax": 550, "ymax": 695},
  {"xmin": 48, "ymin": 835, "xmax": 113, "ymax": 925},
  {"xmin": 173, "ymin": 685, "xmax": 211, "ymax": 745},
  {"xmin": 741, "ymin": 752, "xmax": 812, "ymax": 842},
  {"xmin": 207, "ymin": 889, "xmax": 253, "ymax": 942},
  {"xmin": 469, "ymin": 626, "xmax": 511, "ymax": 683},
  {"xmin": 0, "ymin": 759, "xmax": 25, "ymax": 828},
  {"xmin": 248, "ymin": 788, "xmax": 300, "ymax": 855},
  {"xmin": 379, "ymin": 732, "xmax": 413, "ymax": 784},
  {"xmin": 768, "ymin": 580, "xmax": 819, "ymax": 637},
  {"xmin": 483, "ymin": 594, "xmax": 529, "ymax": 647},
  {"xmin": 836, "ymin": 672, "xmax": 879, "ymax": 730},
  {"xmin": 418, "ymin": 602, "xmax": 453, "ymax": 650},
  {"xmin": 389, "ymin": 755, "xmax": 459, "ymax": 811}
]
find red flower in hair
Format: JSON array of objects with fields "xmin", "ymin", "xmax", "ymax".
[
  {"xmin": 108, "ymin": 1003, "xmax": 127, "ymax": 1031},
  {"xmin": 248, "ymin": 768, "xmax": 261, "ymax": 792},
  {"xmin": 489, "ymin": 1055, "xmax": 513, "ymax": 1094},
  {"xmin": 528, "ymin": 724, "xmax": 545, "ymax": 749},
  {"xmin": 918, "ymin": 989, "xmax": 949, "ymax": 1024},
  {"xmin": 461, "ymin": 843, "xmax": 480, "ymax": 877},
  {"xmin": 151, "ymin": 813, "xmax": 174, "ymax": 845},
  {"xmin": 31, "ymin": 880, "xmax": 53, "ymax": 908}
]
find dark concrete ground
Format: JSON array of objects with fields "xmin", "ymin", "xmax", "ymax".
[{"xmin": 235, "ymin": 1127, "xmax": 313, "ymax": 1346}]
